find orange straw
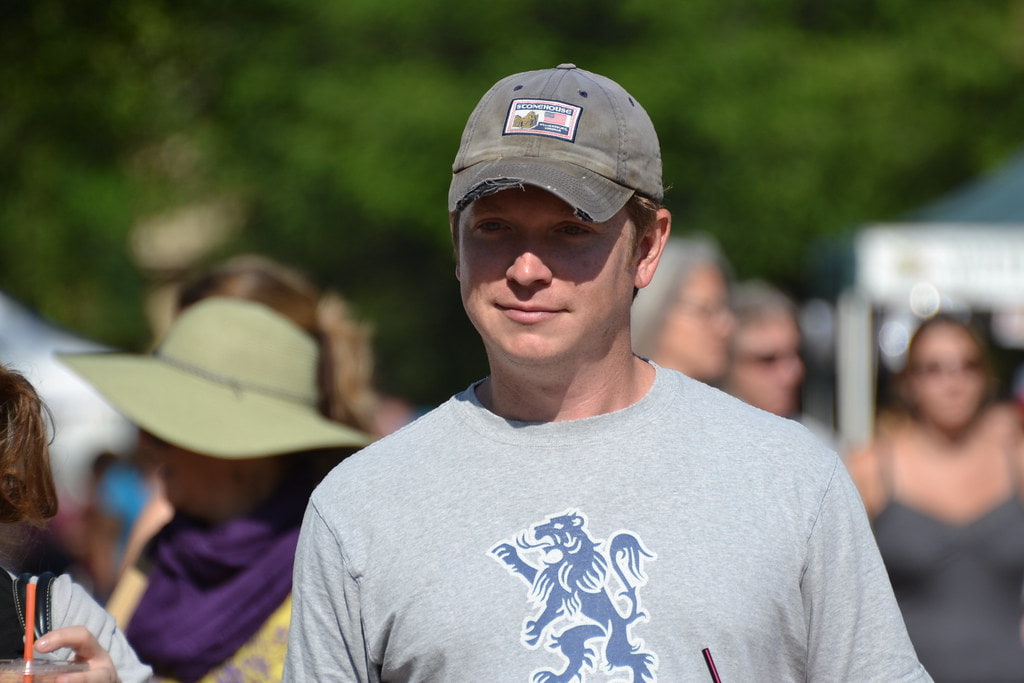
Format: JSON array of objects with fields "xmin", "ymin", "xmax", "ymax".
[{"xmin": 23, "ymin": 578, "xmax": 36, "ymax": 663}]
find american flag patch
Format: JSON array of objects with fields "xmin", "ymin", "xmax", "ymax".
[{"xmin": 503, "ymin": 99, "xmax": 582, "ymax": 141}]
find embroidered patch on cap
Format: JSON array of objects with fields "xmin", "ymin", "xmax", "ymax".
[{"xmin": 503, "ymin": 99, "xmax": 582, "ymax": 142}]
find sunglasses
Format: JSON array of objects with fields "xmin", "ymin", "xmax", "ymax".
[
  {"xmin": 909, "ymin": 357, "xmax": 983, "ymax": 379},
  {"xmin": 738, "ymin": 349, "xmax": 802, "ymax": 367}
]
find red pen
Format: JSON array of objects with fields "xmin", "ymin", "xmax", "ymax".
[{"xmin": 702, "ymin": 648, "xmax": 722, "ymax": 683}]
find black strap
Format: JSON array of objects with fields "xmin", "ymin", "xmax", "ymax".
[
  {"xmin": 0, "ymin": 571, "xmax": 21, "ymax": 658},
  {"xmin": 0, "ymin": 571, "xmax": 55, "ymax": 658},
  {"xmin": 14, "ymin": 572, "xmax": 56, "ymax": 640}
]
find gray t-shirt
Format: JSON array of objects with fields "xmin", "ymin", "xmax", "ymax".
[{"xmin": 285, "ymin": 366, "xmax": 930, "ymax": 682}]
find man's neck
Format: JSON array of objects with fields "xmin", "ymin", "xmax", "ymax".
[{"xmin": 477, "ymin": 353, "xmax": 655, "ymax": 423}]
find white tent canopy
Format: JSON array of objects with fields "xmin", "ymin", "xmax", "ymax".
[{"xmin": 0, "ymin": 292, "xmax": 135, "ymax": 501}]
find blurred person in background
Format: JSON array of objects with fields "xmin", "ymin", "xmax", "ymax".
[
  {"xmin": 175, "ymin": 255, "xmax": 380, "ymax": 434},
  {"xmin": 0, "ymin": 364, "xmax": 152, "ymax": 681},
  {"xmin": 631, "ymin": 234, "xmax": 735, "ymax": 385},
  {"xmin": 60, "ymin": 289, "xmax": 375, "ymax": 682},
  {"xmin": 73, "ymin": 450, "xmax": 157, "ymax": 603},
  {"xmin": 847, "ymin": 313, "xmax": 1024, "ymax": 682},
  {"xmin": 722, "ymin": 280, "xmax": 835, "ymax": 448},
  {"xmin": 116, "ymin": 255, "xmax": 383, "ymax": 588}
]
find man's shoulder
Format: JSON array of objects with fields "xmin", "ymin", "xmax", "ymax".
[
  {"xmin": 657, "ymin": 368, "xmax": 839, "ymax": 473},
  {"xmin": 661, "ymin": 368, "xmax": 825, "ymax": 434},
  {"xmin": 314, "ymin": 396, "xmax": 463, "ymax": 492}
]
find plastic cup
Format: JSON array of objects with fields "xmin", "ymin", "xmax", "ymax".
[{"xmin": 0, "ymin": 659, "xmax": 89, "ymax": 681}]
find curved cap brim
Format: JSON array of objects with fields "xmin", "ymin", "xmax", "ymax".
[{"xmin": 448, "ymin": 158, "xmax": 635, "ymax": 223}]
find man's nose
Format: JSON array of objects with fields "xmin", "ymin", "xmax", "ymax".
[{"xmin": 506, "ymin": 249, "xmax": 553, "ymax": 286}]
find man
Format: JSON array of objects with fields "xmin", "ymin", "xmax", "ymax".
[
  {"xmin": 284, "ymin": 64, "xmax": 929, "ymax": 681},
  {"xmin": 722, "ymin": 280, "xmax": 836, "ymax": 448},
  {"xmin": 723, "ymin": 280, "xmax": 805, "ymax": 418}
]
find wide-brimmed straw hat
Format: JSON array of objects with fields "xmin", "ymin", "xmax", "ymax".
[{"xmin": 58, "ymin": 298, "xmax": 372, "ymax": 459}]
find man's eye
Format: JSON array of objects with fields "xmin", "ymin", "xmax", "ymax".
[{"xmin": 560, "ymin": 224, "xmax": 589, "ymax": 236}]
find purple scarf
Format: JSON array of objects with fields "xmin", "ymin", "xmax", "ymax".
[{"xmin": 126, "ymin": 472, "xmax": 313, "ymax": 682}]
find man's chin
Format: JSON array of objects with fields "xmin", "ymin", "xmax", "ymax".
[{"xmin": 487, "ymin": 339, "xmax": 570, "ymax": 368}]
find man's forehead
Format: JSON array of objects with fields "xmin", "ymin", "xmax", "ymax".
[{"xmin": 738, "ymin": 316, "xmax": 800, "ymax": 342}]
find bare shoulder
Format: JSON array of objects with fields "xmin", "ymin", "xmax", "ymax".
[
  {"xmin": 966, "ymin": 401, "xmax": 1024, "ymax": 495},
  {"xmin": 981, "ymin": 401, "xmax": 1024, "ymax": 440},
  {"xmin": 987, "ymin": 402, "xmax": 1024, "ymax": 483},
  {"xmin": 844, "ymin": 441, "xmax": 885, "ymax": 519}
]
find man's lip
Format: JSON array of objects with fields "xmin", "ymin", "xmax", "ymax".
[
  {"xmin": 497, "ymin": 303, "xmax": 558, "ymax": 313},
  {"xmin": 497, "ymin": 303, "xmax": 561, "ymax": 323}
]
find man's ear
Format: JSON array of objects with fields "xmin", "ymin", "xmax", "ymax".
[
  {"xmin": 450, "ymin": 212, "xmax": 461, "ymax": 281},
  {"xmin": 635, "ymin": 209, "xmax": 671, "ymax": 290}
]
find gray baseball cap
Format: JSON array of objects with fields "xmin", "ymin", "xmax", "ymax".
[{"xmin": 448, "ymin": 63, "xmax": 663, "ymax": 223}]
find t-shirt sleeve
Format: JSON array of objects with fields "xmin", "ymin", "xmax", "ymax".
[
  {"xmin": 284, "ymin": 497, "xmax": 376, "ymax": 683},
  {"xmin": 50, "ymin": 574, "xmax": 154, "ymax": 683},
  {"xmin": 802, "ymin": 460, "xmax": 933, "ymax": 682}
]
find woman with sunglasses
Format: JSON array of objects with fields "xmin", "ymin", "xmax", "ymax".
[{"xmin": 847, "ymin": 313, "xmax": 1024, "ymax": 682}]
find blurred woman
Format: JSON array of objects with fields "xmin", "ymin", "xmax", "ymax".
[
  {"xmin": 847, "ymin": 314, "xmax": 1024, "ymax": 682},
  {"xmin": 174, "ymin": 255, "xmax": 378, "ymax": 434},
  {"xmin": 116, "ymin": 256, "xmax": 381, "ymax": 588},
  {"xmin": 61, "ymin": 256, "xmax": 378, "ymax": 682},
  {"xmin": 631, "ymin": 235, "xmax": 735, "ymax": 385},
  {"xmin": 0, "ymin": 365, "xmax": 152, "ymax": 682}
]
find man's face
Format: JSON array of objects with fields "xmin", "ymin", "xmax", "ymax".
[
  {"xmin": 728, "ymin": 315, "xmax": 804, "ymax": 417},
  {"xmin": 453, "ymin": 185, "xmax": 645, "ymax": 370}
]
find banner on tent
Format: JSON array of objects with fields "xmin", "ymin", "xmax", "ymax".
[{"xmin": 857, "ymin": 223, "xmax": 1024, "ymax": 309}]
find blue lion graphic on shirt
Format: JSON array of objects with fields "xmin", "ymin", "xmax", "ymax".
[{"xmin": 492, "ymin": 511, "xmax": 657, "ymax": 682}]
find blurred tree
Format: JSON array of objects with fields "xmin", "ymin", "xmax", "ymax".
[{"xmin": 2, "ymin": 0, "xmax": 1023, "ymax": 405}]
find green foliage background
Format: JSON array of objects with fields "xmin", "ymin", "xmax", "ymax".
[{"xmin": 3, "ymin": 0, "xmax": 1024, "ymax": 405}]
